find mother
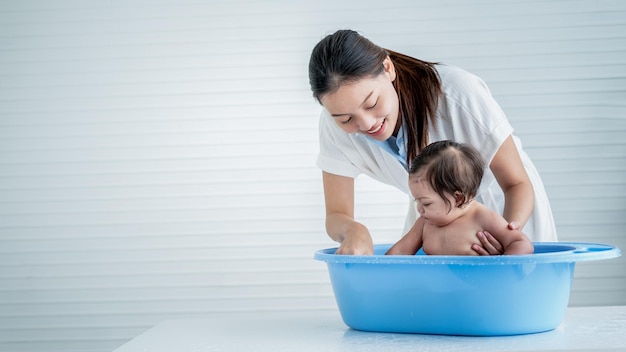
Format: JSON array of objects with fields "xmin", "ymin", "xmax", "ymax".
[{"xmin": 308, "ymin": 29, "xmax": 557, "ymax": 255}]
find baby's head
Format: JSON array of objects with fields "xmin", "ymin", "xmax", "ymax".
[{"xmin": 409, "ymin": 140, "xmax": 485, "ymax": 211}]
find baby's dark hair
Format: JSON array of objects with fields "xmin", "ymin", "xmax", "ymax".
[{"xmin": 409, "ymin": 140, "xmax": 485, "ymax": 211}]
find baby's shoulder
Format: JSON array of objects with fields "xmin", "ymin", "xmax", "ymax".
[{"xmin": 473, "ymin": 202, "xmax": 508, "ymax": 228}]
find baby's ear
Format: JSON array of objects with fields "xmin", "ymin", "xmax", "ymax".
[{"xmin": 454, "ymin": 191, "xmax": 467, "ymax": 207}]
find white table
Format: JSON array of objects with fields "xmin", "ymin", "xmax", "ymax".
[{"xmin": 113, "ymin": 306, "xmax": 626, "ymax": 352}]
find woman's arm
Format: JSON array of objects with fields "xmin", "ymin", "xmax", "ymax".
[
  {"xmin": 472, "ymin": 135, "xmax": 534, "ymax": 255},
  {"xmin": 490, "ymin": 135, "xmax": 535, "ymax": 228},
  {"xmin": 322, "ymin": 171, "xmax": 373, "ymax": 255}
]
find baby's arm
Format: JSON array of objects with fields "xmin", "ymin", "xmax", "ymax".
[
  {"xmin": 479, "ymin": 208, "xmax": 534, "ymax": 255},
  {"xmin": 385, "ymin": 217, "xmax": 425, "ymax": 255}
]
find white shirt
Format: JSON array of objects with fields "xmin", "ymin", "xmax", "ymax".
[{"xmin": 316, "ymin": 64, "xmax": 558, "ymax": 242}]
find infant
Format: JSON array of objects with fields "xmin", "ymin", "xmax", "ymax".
[{"xmin": 386, "ymin": 140, "xmax": 534, "ymax": 256}]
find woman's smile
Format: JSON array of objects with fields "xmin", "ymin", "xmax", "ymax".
[{"xmin": 366, "ymin": 119, "xmax": 386, "ymax": 137}]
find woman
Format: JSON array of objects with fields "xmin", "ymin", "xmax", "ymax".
[{"xmin": 308, "ymin": 29, "xmax": 557, "ymax": 255}]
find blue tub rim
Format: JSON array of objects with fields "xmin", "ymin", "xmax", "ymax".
[{"xmin": 314, "ymin": 242, "xmax": 621, "ymax": 265}]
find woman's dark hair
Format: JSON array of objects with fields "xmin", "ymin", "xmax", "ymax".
[
  {"xmin": 308, "ymin": 29, "xmax": 442, "ymax": 164},
  {"xmin": 409, "ymin": 140, "xmax": 485, "ymax": 211}
]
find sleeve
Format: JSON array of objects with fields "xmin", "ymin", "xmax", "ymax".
[
  {"xmin": 316, "ymin": 110, "xmax": 362, "ymax": 178},
  {"xmin": 437, "ymin": 67, "xmax": 513, "ymax": 166}
]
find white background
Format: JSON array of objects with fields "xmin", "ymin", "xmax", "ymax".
[{"xmin": 1, "ymin": 1, "xmax": 625, "ymax": 351}]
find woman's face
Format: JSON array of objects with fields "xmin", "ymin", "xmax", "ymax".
[{"xmin": 319, "ymin": 57, "xmax": 400, "ymax": 141}]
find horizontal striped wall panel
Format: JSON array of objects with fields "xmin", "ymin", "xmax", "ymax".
[{"xmin": 0, "ymin": 0, "xmax": 625, "ymax": 351}]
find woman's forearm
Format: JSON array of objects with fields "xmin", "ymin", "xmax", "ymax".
[
  {"xmin": 325, "ymin": 212, "xmax": 352, "ymax": 243},
  {"xmin": 325, "ymin": 212, "xmax": 366, "ymax": 243},
  {"xmin": 325, "ymin": 212, "xmax": 373, "ymax": 255},
  {"xmin": 490, "ymin": 136, "xmax": 536, "ymax": 230},
  {"xmin": 502, "ymin": 181, "xmax": 535, "ymax": 229}
]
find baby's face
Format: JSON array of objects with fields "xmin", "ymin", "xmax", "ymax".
[{"xmin": 410, "ymin": 178, "xmax": 460, "ymax": 227}]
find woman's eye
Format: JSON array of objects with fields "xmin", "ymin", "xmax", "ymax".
[
  {"xmin": 340, "ymin": 117, "xmax": 352, "ymax": 125},
  {"xmin": 367, "ymin": 100, "xmax": 378, "ymax": 109}
]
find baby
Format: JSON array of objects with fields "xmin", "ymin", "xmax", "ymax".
[{"xmin": 386, "ymin": 140, "xmax": 534, "ymax": 256}]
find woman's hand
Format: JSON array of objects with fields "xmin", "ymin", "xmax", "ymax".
[
  {"xmin": 472, "ymin": 230, "xmax": 504, "ymax": 255},
  {"xmin": 335, "ymin": 223, "xmax": 374, "ymax": 255}
]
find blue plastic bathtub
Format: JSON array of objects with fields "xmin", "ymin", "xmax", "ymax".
[{"xmin": 314, "ymin": 242, "xmax": 621, "ymax": 336}]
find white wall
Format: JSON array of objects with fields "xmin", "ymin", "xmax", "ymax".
[{"xmin": 0, "ymin": 1, "xmax": 625, "ymax": 351}]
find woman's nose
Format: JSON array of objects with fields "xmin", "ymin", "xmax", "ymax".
[{"xmin": 355, "ymin": 114, "xmax": 377, "ymax": 132}]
